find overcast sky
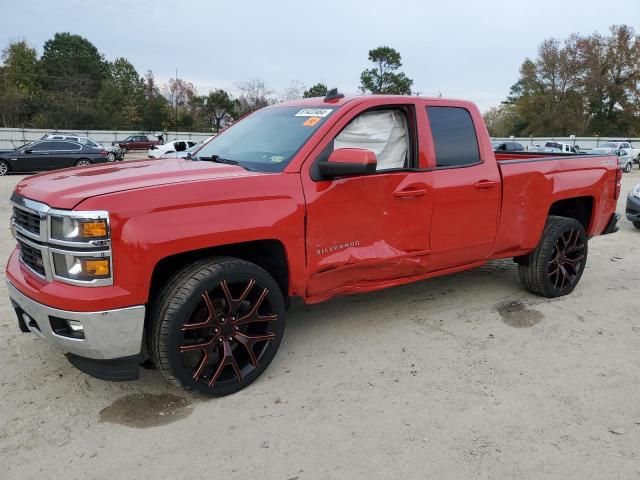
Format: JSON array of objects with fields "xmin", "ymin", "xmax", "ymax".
[{"xmin": 3, "ymin": 0, "xmax": 640, "ymax": 111}]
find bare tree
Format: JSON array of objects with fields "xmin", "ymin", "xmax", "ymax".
[
  {"xmin": 280, "ymin": 80, "xmax": 306, "ymax": 102},
  {"xmin": 235, "ymin": 79, "xmax": 273, "ymax": 117}
]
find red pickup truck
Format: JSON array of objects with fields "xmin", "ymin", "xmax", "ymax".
[
  {"xmin": 7, "ymin": 94, "xmax": 621, "ymax": 396},
  {"xmin": 114, "ymin": 134, "xmax": 159, "ymax": 151}
]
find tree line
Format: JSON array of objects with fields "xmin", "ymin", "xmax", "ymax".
[
  {"xmin": 0, "ymin": 33, "xmax": 414, "ymax": 132},
  {"xmin": 485, "ymin": 25, "xmax": 640, "ymax": 137},
  {"xmin": 5, "ymin": 27, "xmax": 637, "ymax": 137}
]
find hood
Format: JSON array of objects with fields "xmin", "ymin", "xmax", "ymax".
[{"xmin": 15, "ymin": 158, "xmax": 259, "ymax": 209}]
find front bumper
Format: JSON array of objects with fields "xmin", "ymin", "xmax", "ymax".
[
  {"xmin": 7, "ymin": 280, "xmax": 145, "ymax": 360},
  {"xmin": 626, "ymin": 193, "xmax": 640, "ymax": 223}
]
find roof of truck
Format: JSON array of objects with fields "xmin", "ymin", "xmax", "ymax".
[{"xmin": 276, "ymin": 94, "xmax": 470, "ymax": 109}]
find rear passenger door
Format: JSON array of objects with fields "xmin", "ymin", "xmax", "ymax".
[
  {"xmin": 425, "ymin": 105, "xmax": 501, "ymax": 271},
  {"xmin": 50, "ymin": 141, "xmax": 82, "ymax": 168}
]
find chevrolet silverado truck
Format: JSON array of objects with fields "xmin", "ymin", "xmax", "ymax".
[{"xmin": 6, "ymin": 93, "xmax": 621, "ymax": 396}]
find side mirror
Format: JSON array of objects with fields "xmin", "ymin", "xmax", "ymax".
[
  {"xmin": 186, "ymin": 152, "xmax": 192, "ymax": 160},
  {"xmin": 318, "ymin": 148, "xmax": 377, "ymax": 179},
  {"xmin": 24, "ymin": 149, "xmax": 33, "ymax": 154}
]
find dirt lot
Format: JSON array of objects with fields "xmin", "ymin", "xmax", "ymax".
[{"xmin": 1, "ymin": 161, "xmax": 639, "ymax": 480}]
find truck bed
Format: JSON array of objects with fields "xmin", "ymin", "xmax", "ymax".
[{"xmin": 492, "ymin": 151, "xmax": 619, "ymax": 258}]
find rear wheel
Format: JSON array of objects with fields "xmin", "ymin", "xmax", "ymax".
[
  {"xmin": 0, "ymin": 161, "xmax": 9, "ymax": 176},
  {"xmin": 75, "ymin": 159, "xmax": 91, "ymax": 167},
  {"xmin": 151, "ymin": 257, "xmax": 285, "ymax": 396},
  {"xmin": 518, "ymin": 216, "xmax": 588, "ymax": 298},
  {"xmin": 624, "ymin": 162, "xmax": 632, "ymax": 173}
]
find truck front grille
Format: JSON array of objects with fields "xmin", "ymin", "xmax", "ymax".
[
  {"xmin": 13, "ymin": 207, "xmax": 41, "ymax": 235},
  {"xmin": 17, "ymin": 239, "xmax": 45, "ymax": 276}
]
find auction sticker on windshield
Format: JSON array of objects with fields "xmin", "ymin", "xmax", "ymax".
[{"xmin": 294, "ymin": 108, "xmax": 333, "ymax": 117}]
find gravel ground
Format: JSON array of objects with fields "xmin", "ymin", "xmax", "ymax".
[{"xmin": 1, "ymin": 160, "xmax": 639, "ymax": 480}]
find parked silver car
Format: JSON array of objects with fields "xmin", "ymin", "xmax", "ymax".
[{"xmin": 590, "ymin": 147, "xmax": 634, "ymax": 172}]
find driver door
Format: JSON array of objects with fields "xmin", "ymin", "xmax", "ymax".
[
  {"xmin": 17, "ymin": 141, "xmax": 53, "ymax": 171},
  {"xmin": 301, "ymin": 103, "xmax": 433, "ymax": 298}
]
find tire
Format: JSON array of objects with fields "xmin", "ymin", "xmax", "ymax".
[
  {"xmin": 107, "ymin": 152, "xmax": 116, "ymax": 162},
  {"xmin": 0, "ymin": 160, "xmax": 9, "ymax": 176},
  {"xmin": 633, "ymin": 221, "xmax": 640, "ymax": 230},
  {"xmin": 151, "ymin": 257, "xmax": 285, "ymax": 396},
  {"xmin": 518, "ymin": 216, "xmax": 588, "ymax": 298},
  {"xmin": 624, "ymin": 162, "xmax": 632, "ymax": 173},
  {"xmin": 75, "ymin": 159, "xmax": 91, "ymax": 167}
]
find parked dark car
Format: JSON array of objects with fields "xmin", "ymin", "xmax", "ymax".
[
  {"xmin": 0, "ymin": 140, "xmax": 110, "ymax": 175},
  {"xmin": 114, "ymin": 134, "xmax": 159, "ymax": 151},
  {"xmin": 627, "ymin": 183, "xmax": 640, "ymax": 229},
  {"xmin": 492, "ymin": 141, "xmax": 524, "ymax": 152}
]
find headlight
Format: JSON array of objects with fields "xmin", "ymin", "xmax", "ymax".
[
  {"xmin": 50, "ymin": 215, "xmax": 109, "ymax": 242},
  {"xmin": 633, "ymin": 184, "xmax": 640, "ymax": 199},
  {"xmin": 52, "ymin": 252, "xmax": 111, "ymax": 282},
  {"xmin": 47, "ymin": 210, "xmax": 112, "ymax": 286}
]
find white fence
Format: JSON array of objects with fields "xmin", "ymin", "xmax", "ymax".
[
  {"xmin": 3, "ymin": 129, "xmax": 638, "ymax": 152},
  {"xmin": 0, "ymin": 128, "xmax": 213, "ymax": 149},
  {"xmin": 492, "ymin": 136, "xmax": 640, "ymax": 150}
]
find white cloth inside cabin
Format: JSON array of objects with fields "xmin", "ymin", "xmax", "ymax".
[{"xmin": 334, "ymin": 110, "xmax": 409, "ymax": 170}]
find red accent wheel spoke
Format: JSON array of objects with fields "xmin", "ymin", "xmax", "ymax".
[
  {"xmin": 234, "ymin": 332, "xmax": 276, "ymax": 367},
  {"xmin": 191, "ymin": 351, "xmax": 210, "ymax": 381},
  {"xmin": 221, "ymin": 279, "xmax": 255, "ymax": 315},
  {"xmin": 179, "ymin": 337, "xmax": 217, "ymax": 353},
  {"xmin": 181, "ymin": 292, "xmax": 218, "ymax": 331},
  {"xmin": 564, "ymin": 254, "xmax": 584, "ymax": 272},
  {"xmin": 235, "ymin": 288, "xmax": 276, "ymax": 325},
  {"xmin": 208, "ymin": 340, "xmax": 242, "ymax": 387}
]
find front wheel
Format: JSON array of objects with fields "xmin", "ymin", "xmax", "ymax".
[
  {"xmin": 0, "ymin": 160, "xmax": 9, "ymax": 176},
  {"xmin": 633, "ymin": 221, "xmax": 640, "ymax": 230},
  {"xmin": 624, "ymin": 162, "xmax": 632, "ymax": 173},
  {"xmin": 107, "ymin": 152, "xmax": 116, "ymax": 162},
  {"xmin": 151, "ymin": 258, "xmax": 285, "ymax": 396},
  {"xmin": 518, "ymin": 216, "xmax": 588, "ymax": 298}
]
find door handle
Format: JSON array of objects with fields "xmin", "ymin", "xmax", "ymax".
[
  {"xmin": 474, "ymin": 180, "xmax": 498, "ymax": 189},
  {"xmin": 394, "ymin": 188, "xmax": 427, "ymax": 199}
]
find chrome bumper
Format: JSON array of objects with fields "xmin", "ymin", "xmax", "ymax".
[{"xmin": 7, "ymin": 280, "xmax": 145, "ymax": 360}]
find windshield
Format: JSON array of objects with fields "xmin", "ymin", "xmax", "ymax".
[
  {"xmin": 598, "ymin": 142, "xmax": 617, "ymax": 149},
  {"xmin": 194, "ymin": 106, "xmax": 336, "ymax": 172},
  {"xmin": 16, "ymin": 141, "xmax": 35, "ymax": 150}
]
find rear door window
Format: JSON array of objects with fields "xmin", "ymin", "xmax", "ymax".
[
  {"xmin": 426, "ymin": 107, "xmax": 480, "ymax": 167},
  {"xmin": 52, "ymin": 141, "xmax": 80, "ymax": 151}
]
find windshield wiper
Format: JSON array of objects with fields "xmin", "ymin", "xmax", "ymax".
[{"xmin": 198, "ymin": 154, "xmax": 239, "ymax": 165}]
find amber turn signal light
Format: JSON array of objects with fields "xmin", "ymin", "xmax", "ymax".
[
  {"xmin": 81, "ymin": 258, "xmax": 110, "ymax": 277},
  {"xmin": 79, "ymin": 221, "xmax": 108, "ymax": 238}
]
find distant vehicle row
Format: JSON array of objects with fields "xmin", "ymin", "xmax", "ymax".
[
  {"xmin": 41, "ymin": 133, "xmax": 124, "ymax": 161},
  {"xmin": 492, "ymin": 139, "xmax": 639, "ymax": 171}
]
